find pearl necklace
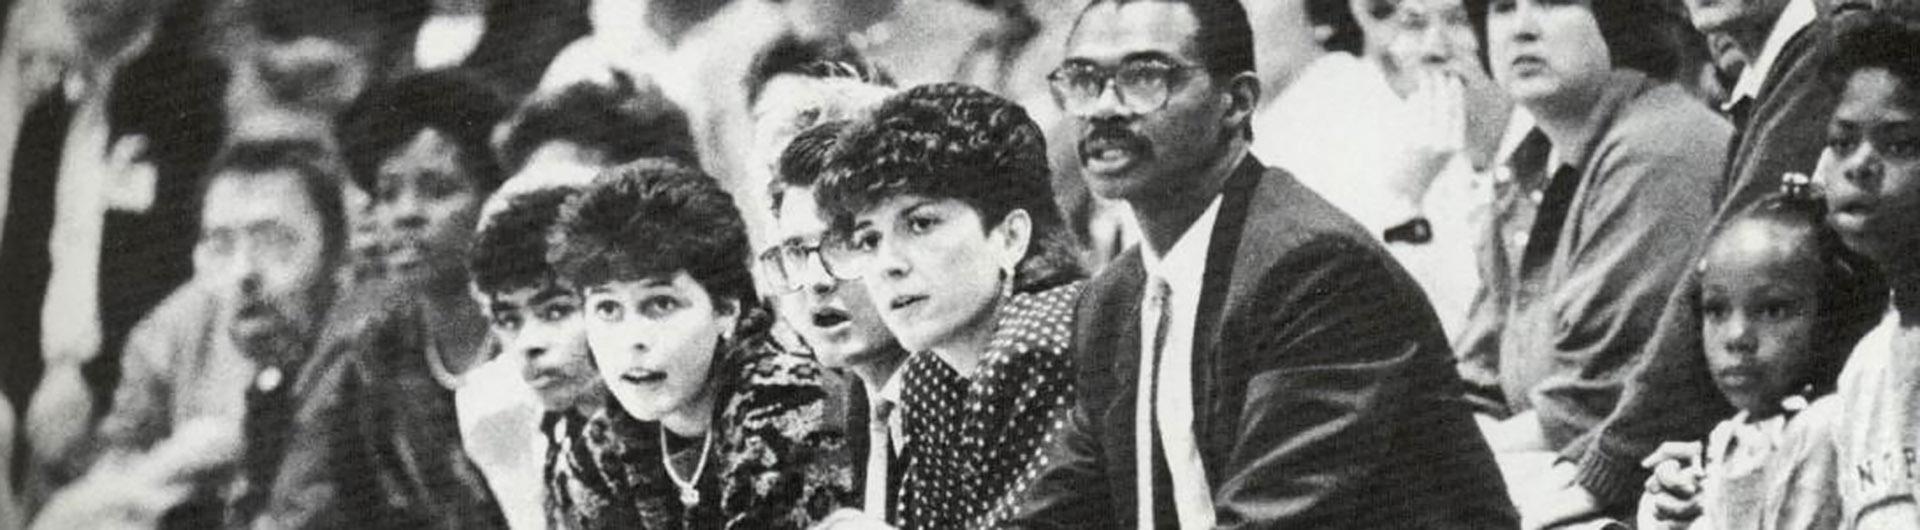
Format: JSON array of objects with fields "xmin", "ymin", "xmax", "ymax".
[{"xmin": 661, "ymin": 427, "xmax": 714, "ymax": 508}]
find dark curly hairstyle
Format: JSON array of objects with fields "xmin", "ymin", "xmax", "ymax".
[
  {"xmin": 1825, "ymin": 10, "xmax": 1920, "ymax": 105},
  {"xmin": 469, "ymin": 187, "xmax": 578, "ymax": 295},
  {"xmin": 1074, "ymin": 0, "xmax": 1255, "ymax": 81},
  {"xmin": 1706, "ymin": 187, "xmax": 1887, "ymax": 397},
  {"xmin": 815, "ymin": 83, "xmax": 1086, "ymax": 294},
  {"xmin": 549, "ymin": 160, "xmax": 759, "ymax": 314},
  {"xmin": 768, "ymin": 120, "xmax": 852, "ymax": 212},
  {"xmin": 1466, "ymin": 0, "xmax": 1692, "ymax": 80},
  {"xmin": 337, "ymin": 70, "xmax": 509, "ymax": 195},
  {"xmin": 501, "ymin": 74, "xmax": 698, "ymax": 176}
]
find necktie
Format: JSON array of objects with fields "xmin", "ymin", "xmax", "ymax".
[
  {"xmin": 865, "ymin": 399, "xmax": 897, "ymax": 518},
  {"xmin": 1137, "ymin": 278, "xmax": 1173, "ymax": 530}
]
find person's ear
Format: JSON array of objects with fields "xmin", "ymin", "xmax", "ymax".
[
  {"xmin": 1221, "ymin": 72, "xmax": 1261, "ymax": 134},
  {"xmin": 714, "ymin": 297, "xmax": 742, "ymax": 340},
  {"xmin": 993, "ymin": 208, "xmax": 1033, "ymax": 275}
]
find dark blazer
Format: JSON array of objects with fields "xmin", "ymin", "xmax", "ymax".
[{"xmin": 1007, "ymin": 158, "xmax": 1516, "ymax": 529}]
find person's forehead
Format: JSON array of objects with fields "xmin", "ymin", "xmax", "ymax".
[
  {"xmin": 203, "ymin": 170, "xmax": 322, "ymax": 226},
  {"xmin": 1066, "ymin": 1, "xmax": 1205, "ymax": 65},
  {"xmin": 380, "ymin": 128, "xmax": 465, "ymax": 174},
  {"xmin": 774, "ymin": 186, "xmax": 830, "ymax": 238},
  {"xmin": 1395, "ymin": 0, "xmax": 1467, "ymax": 16}
]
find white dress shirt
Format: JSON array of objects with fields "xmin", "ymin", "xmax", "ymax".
[
  {"xmin": 1723, "ymin": 0, "xmax": 1819, "ymax": 112},
  {"xmin": 455, "ymin": 354, "xmax": 547, "ymax": 530},
  {"xmin": 866, "ymin": 367, "xmax": 908, "ymax": 513},
  {"xmin": 1134, "ymin": 196, "xmax": 1223, "ymax": 529}
]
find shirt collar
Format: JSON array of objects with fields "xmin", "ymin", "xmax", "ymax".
[
  {"xmin": 1140, "ymin": 194, "xmax": 1225, "ymax": 290},
  {"xmin": 877, "ymin": 361, "xmax": 908, "ymax": 406},
  {"xmin": 1724, "ymin": 0, "xmax": 1819, "ymax": 111}
]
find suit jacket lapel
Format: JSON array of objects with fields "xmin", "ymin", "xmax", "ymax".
[{"xmin": 1188, "ymin": 157, "xmax": 1264, "ymax": 480}]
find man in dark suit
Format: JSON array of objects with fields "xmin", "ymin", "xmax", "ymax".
[{"xmin": 1006, "ymin": 0, "xmax": 1516, "ymax": 528}]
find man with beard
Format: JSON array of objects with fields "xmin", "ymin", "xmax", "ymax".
[
  {"xmin": 33, "ymin": 139, "xmax": 347, "ymax": 530},
  {"xmin": 1007, "ymin": 0, "xmax": 1513, "ymax": 527}
]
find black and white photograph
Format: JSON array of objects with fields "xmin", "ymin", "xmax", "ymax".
[{"xmin": 0, "ymin": 0, "xmax": 1911, "ymax": 528}]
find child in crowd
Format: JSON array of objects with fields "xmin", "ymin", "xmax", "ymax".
[{"xmin": 1638, "ymin": 178, "xmax": 1883, "ymax": 529}]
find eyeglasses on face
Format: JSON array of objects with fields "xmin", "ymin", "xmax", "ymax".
[
  {"xmin": 757, "ymin": 240, "xmax": 858, "ymax": 293},
  {"xmin": 1047, "ymin": 59, "xmax": 1194, "ymax": 116}
]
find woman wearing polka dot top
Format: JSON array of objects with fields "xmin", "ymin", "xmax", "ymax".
[{"xmin": 812, "ymin": 83, "xmax": 1089, "ymax": 530}]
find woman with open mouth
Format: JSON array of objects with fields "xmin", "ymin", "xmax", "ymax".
[
  {"xmin": 545, "ymin": 160, "xmax": 855, "ymax": 530},
  {"xmin": 812, "ymin": 83, "xmax": 1087, "ymax": 530}
]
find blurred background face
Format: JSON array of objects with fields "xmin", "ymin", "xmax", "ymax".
[
  {"xmin": 1060, "ymin": 1, "xmax": 1232, "ymax": 203},
  {"xmin": 486, "ymin": 282, "xmax": 601, "ymax": 411},
  {"xmin": 770, "ymin": 186, "xmax": 896, "ymax": 368},
  {"xmin": 1699, "ymin": 221, "xmax": 1823, "ymax": 416},
  {"xmin": 783, "ymin": 0, "xmax": 902, "ymax": 40},
  {"xmin": 373, "ymin": 128, "xmax": 485, "ymax": 290},
  {"xmin": 838, "ymin": 195, "xmax": 1023, "ymax": 355},
  {"xmin": 1823, "ymin": 68, "xmax": 1920, "ymax": 266},
  {"xmin": 580, "ymin": 273, "xmax": 737, "ymax": 423},
  {"xmin": 1380, "ymin": 0, "xmax": 1480, "ymax": 95},
  {"xmin": 196, "ymin": 170, "xmax": 331, "ymax": 357},
  {"xmin": 1681, "ymin": 0, "xmax": 1787, "ymax": 36},
  {"xmin": 1486, "ymin": 0, "xmax": 1612, "ymax": 109}
]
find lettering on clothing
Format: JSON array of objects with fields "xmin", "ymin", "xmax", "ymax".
[{"xmin": 1849, "ymin": 447, "xmax": 1918, "ymax": 508}]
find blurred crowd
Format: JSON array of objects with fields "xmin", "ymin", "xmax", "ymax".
[{"xmin": 0, "ymin": 0, "xmax": 1915, "ymax": 528}]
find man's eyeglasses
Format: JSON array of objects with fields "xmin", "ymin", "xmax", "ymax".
[
  {"xmin": 1047, "ymin": 59, "xmax": 1193, "ymax": 117},
  {"xmin": 757, "ymin": 241, "xmax": 856, "ymax": 293}
]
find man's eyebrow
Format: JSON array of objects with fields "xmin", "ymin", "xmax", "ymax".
[
  {"xmin": 529, "ymin": 286, "xmax": 574, "ymax": 305},
  {"xmin": 1120, "ymin": 51, "xmax": 1180, "ymax": 65}
]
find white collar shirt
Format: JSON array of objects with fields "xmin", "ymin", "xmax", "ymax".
[
  {"xmin": 1723, "ymin": 0, "xmax": 1819, "ymax": 112},
  {"xmin": 1135, "ymin": 195, "xmax": 1223, "ymax": 529}
]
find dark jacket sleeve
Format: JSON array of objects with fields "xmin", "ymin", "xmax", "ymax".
[
  {"xmin": 1216, "ymin": 237, "xmax": 1515, "ymax": 529},
  {"xmin": 1571, "ymin": 22, "xmax": 1844, "ymax": 506}
]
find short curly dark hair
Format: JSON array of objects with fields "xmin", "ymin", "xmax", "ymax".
[
  {"xmin": 815, "ymin": 83, "xmax": 1085, "ymax": 294},
  {"xmin": 501, "ymin": 75, "xmax": 699, "ymax": 176},
  {"xmin": 1074, "ymin": 0, "xmax": 1255, "ymax": 81},
  {"xmin": 549, "ymin": 160, "xmax": 758, "ymax": 310},
  {"xmin": 1826, "ymin": 11, "xmax": 1920, "ymax": 105},
  {"xmin": 337, "ymin": 70, "xmax": 509, "ymax": 195},
  {"xmin": 469, "ymin": 186, "xmax": 577, "ymax": 295}
]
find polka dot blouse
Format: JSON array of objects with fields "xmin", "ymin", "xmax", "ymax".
[{"xmin": 894, "ymin": 281, "xmax": 1084, "ymax": 530}]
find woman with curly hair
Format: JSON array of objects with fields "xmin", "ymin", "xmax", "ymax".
[
  {"xmin": 546, "ymin": 160, "xmax": 856, "ymax": 529},
  {"xmin": 811, "ymin": 82, "xmax": 1087, "ymax": 530}
]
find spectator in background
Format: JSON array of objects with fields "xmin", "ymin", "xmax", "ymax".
[
  {"xmin": 500, "ymin": 74, "xmax": 698, "ymax": 185},
  {"xmin": 1634, "ymin": 184, "xmax": 1875, "ymax": 530},
  {"xmin": 34, "ymin": 139, "xmax": 348, "ymax": 530},
  {"xmin": 1801, "ymin": 13, "xmax": 1920, "ymax": 527},
  {"xmin": 467, "ymin": 185, "xmax": 603, "ymax": 530},
  {"xmin": 256, "ymin": 71, "xmax": 512, "ymax": 530},
  {"xmin": 1457, "ymin": 0, "xmax": 1729, "ymax": 515},
  {"xmin": 1254, "ymin": 0, "xmax": 1519, "ymax": 339},
  {"xmin": 1535, "ymin": 0, "xmax": 1893, "ymax": 524},
  {"xmin": 386, "ymin": 0, "xmax": 591, "ymax": 104},
  {"xmin": 547, "ymin": 161, "xmax": 855, "ymax": 529},
  {"xmin": 448, "ymin": 75, "xmax": 700, "ymax": 530}
]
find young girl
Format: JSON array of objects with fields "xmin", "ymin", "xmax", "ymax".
[{"xmin": 1637, "ymin": 177, "xmax": 1884, "ymax": 529}]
